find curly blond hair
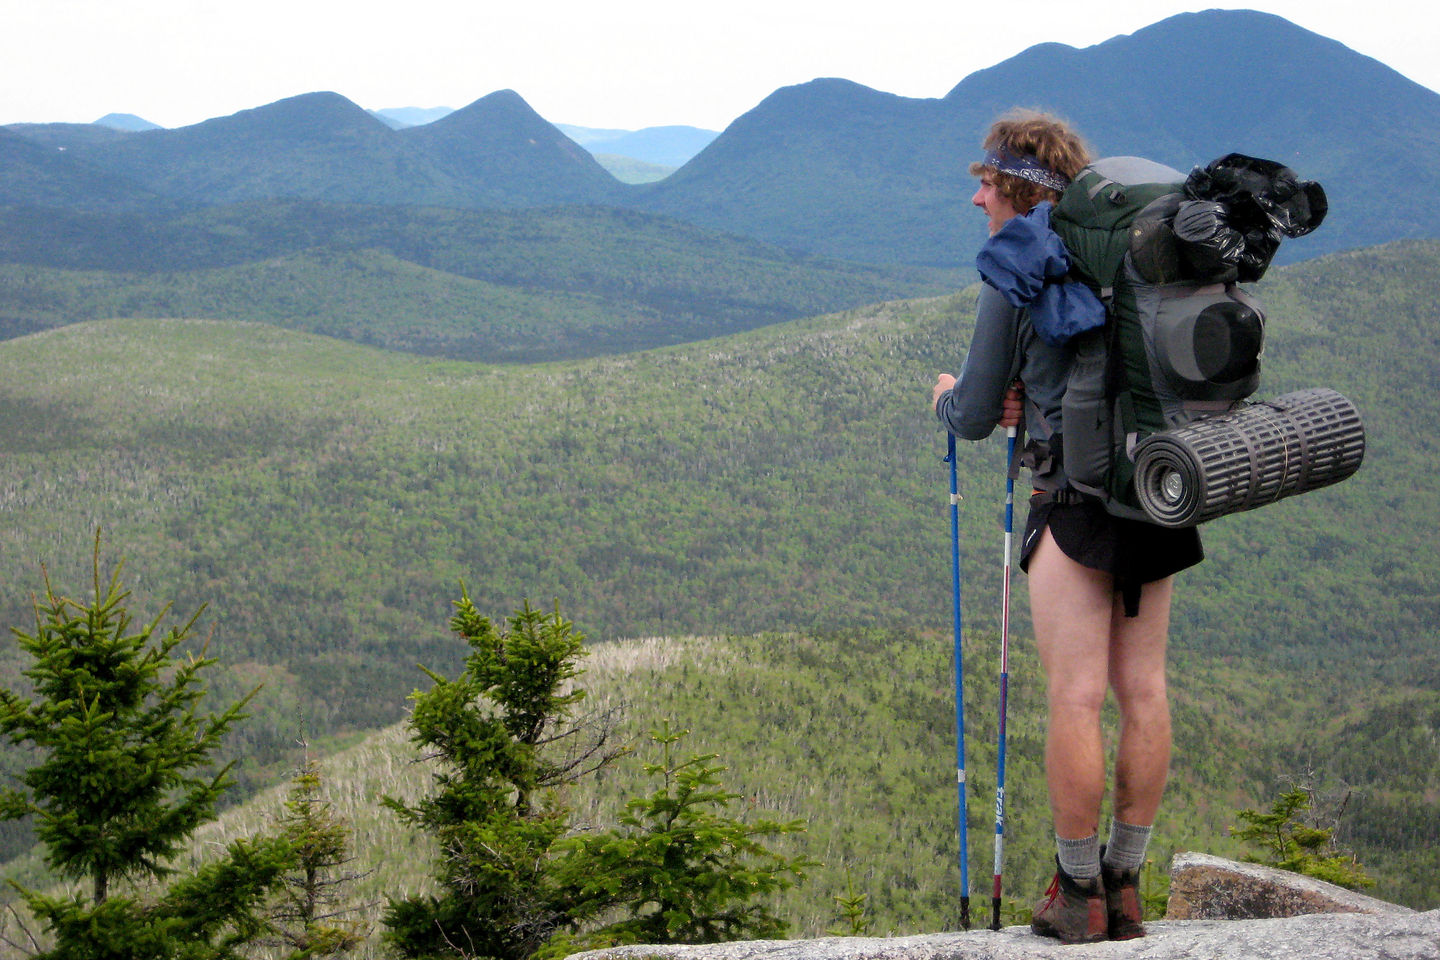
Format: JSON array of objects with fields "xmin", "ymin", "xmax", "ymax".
[{"xmin": 968, "ymin": 109, "xmax": 1092, "ymax": 212}]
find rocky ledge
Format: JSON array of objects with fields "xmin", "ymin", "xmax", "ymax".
[{"xmin": 573, "ymin": 854, "xmax": 1439, "ymax": 960}]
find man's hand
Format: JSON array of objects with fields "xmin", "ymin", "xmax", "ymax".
[
  {"xmin": 931, "ymin": 373, "xmax": 957, "ymax": 410},
  {"xmin": 1000, "ymin": 381, "xmax": 1024, "ymax": 428}
]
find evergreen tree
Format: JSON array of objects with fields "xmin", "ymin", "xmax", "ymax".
[
  {"xmin": 1232, "ymin": 787, "xmax": 1375, "ymax": 890},
  {"xmin": 0, "ymin": 539, "xmax": 294, "ymax": 959},
  {"xmin": 261, "ymin": 754, "xmax": 370, "ymax": 957},
  {"xmin": 381, "ymin": 596, "xmax": 624, "ymax": 960},
  {"xmin": 546, "ymin": 721, "xmax": 812, "ymax": 955}
]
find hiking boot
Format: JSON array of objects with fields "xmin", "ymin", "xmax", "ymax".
[
  {"xmin": 1030, "ymin": 860, "xmax": 1107, "ymax": 944},
  {"xmin": 1102, "ymin": 860, "xmax": 1145, "ymax": 940}
]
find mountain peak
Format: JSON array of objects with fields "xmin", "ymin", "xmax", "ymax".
[
  {"xmin": 428, "ymin": 89, "xmax": 549, "ymax": 132},
  {"xmin": 718, "ymin": 77, "xmax": 929, "ymax": 147},
  {"xmin": 752, "ymin": 77, "xmax": 908, "ymax": 118},
  {"xmin": 151, "ymin": 91, "xmax": 393, "ymax": 146},
  {"xmin": 1130, "ymin": 7, "xmax": 1324, "ymax": 40},
  {"xmin": 242, "ymin": 91, "xmax": 380, "ymax": 129},
  {"xmin": 95, "ymin": 113, "xmax": 160, "ymax": 132},
  {"xmin": 401, "ymin": 89, "xmax": 622, "ymax": 204}
]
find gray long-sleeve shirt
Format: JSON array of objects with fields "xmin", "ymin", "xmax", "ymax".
[{"xmin": 935, "ymin": 283, "xmax": 1075, "ymax": 490}]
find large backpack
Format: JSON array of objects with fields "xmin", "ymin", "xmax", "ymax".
[{"xmin": 1047, "ymin": 154, "xmax": 1323, "ymax": 520}]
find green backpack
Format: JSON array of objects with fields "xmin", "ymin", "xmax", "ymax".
[{"xmin": 1049, "ymin": 156, "xmax": 1274, "ymax": 520}]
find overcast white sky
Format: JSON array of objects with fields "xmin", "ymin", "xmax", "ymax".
[{"xmin": 4, "ymin": 0, "xmax": 1436, "ymax": 132}]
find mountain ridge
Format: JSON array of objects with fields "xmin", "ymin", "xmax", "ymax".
[
  {"xmin": 651, "ymin": 8, "xmax": 1440, "ymax": 263},
  {"xmin": 0, "ymin": 125, "xmax": 160, "ymax": 210},
  {"xmin": 68, "ymin": 90, "xmax": 456, "ymax": 205},
  {"xmin": 3, "ymin": 10, "xmax": 1438, "ymax": 267},
  {"xmin": 0, "ymin": 200, "xmax": 965, "ymax": 358},
  {"xmin": 631, "ymin": 78, "xmax": 966, "ymax": 264}
]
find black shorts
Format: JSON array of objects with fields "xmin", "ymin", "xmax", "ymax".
[{"xmin": 1019, "ymin": 493, "xmax": 1203, "ymax": 613}]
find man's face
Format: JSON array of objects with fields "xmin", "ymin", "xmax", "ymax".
[{"xmin": 972, "ymin": 173, "xmax": 1020, "ymax": 235}]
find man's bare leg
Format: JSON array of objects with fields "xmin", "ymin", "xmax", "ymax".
[
  {"xmin": 1027, "ymin": 528, "xmax": 1116, "ymax": 840},
  {"xmin": 1108, "ymin": 578, "xmax": 1174, "ymax": 827}
]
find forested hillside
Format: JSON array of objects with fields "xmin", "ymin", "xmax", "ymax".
[
  {"xmin": 0, "ymin": 203, "xmax": 962, "ymax": 358},
  {"xmin": 0, "ymin": 238, "xmax": 1434, "ymax": 799}
]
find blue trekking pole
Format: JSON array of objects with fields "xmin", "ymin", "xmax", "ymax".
[
  {"xmin": 945, "ymin": 433, "xmax": 972, "ymax": 931},
  {"xmin": 990, "ymin": 425, "xmax": 1017, "ymax": 930}
]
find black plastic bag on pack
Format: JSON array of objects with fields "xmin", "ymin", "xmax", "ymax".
[
  {"xmin": 1180, "ymin": 154, "xmax": 1327, "ymax": 282},
  {"xmin": 1171, "ymin": 199, "xmax": 1256, "ymax": 281}
]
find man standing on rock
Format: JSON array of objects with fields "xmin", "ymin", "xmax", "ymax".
[{"xmin": 931, "ymin": 111, "xmax": 1203, "ymax": 943}]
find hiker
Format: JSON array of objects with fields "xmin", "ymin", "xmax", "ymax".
[{"xmin": 930, "ymin": 111, "xmax": 1203, "ymax": 943}]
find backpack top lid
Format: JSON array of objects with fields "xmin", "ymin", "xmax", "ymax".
[
  {"xmin": 1092, "ymin": 156, "xmax": 1186, "ymax": 185},
  {"xmin": 1053, "ymin": 155, "xmax": 1327, "ymax": 288},
  {"xmin": 1051, "ymin": 158, "xmax": 1186, "ymax": 292}
]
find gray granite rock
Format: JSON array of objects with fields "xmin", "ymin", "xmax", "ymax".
[
  {"xmin": 572, "ymin": 909, "xmax": 1440, "ymax": 960},
  {"xmin": 1167, "ymin": 851, "xmax": 1418, "ymax": 920},
  {"xmin": 572, "ymin": 854, "xmax": 1438, "ymax": 960}
]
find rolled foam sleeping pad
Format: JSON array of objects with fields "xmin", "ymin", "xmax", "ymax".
[{"xmin": 1133, "ymin": 387, "xmax": 1366, "ymax": 528}]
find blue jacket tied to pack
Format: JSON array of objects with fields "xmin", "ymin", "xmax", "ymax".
[{"xmin": 975, "ymin": 201, "xmax": 1106, "ymax": 347}]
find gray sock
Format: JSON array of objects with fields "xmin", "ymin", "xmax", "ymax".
[
  {"xmin": 1056, "ymin": 833, "xmax": 1101, "ymax": 880},
  {"xmin": 1103, "ymin": 820, "xmax": 1153, "ymax": 872}
]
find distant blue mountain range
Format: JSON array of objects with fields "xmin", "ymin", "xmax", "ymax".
[
  {"xmin": 369, "ymin": 110, "xmax": 718, "ymax": 168},
  {"xmin": 555, "ymin": 124, "xmax": 718, "ymax": 168},
  {"xmin": 370, "ymin": 106, "xmax": 456, "ymax": 129},
  {"xmin": 95, "ymin": 113, "xmax": 160, "ymax": 132},
  {"xmin": 3, "ymin": 9, "xmax": 1437, "ymax": 266}
]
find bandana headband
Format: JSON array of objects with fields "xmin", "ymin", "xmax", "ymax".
[{"xmin": 983, "ymin": 148, "xmax": 1070, "ymax": 193}]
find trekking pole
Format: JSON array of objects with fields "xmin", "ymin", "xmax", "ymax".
[
  {"xmin": 990, "ymin": 425, "xmax": 1017, "ymax": 931},
  {"xmin": 945, "ymin": 433, "xmax": 972, "ymax": 931}
]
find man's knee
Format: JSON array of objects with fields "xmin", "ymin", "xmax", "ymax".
[
  {"xmin": 1112, "ymin": 680, "xmax": 1169, "ymax": 721},
  {"xmin": 1048, "ymin": 681, "xmax": 1108, "ymax": 718}
]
